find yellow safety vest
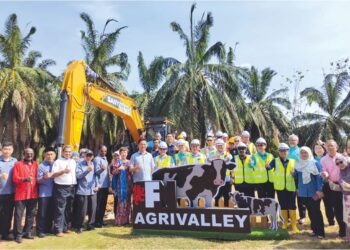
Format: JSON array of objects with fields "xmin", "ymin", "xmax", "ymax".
[
  {"xmin": 174, "ymin": 152, "xmax": 191, "ymax": 166},
  {"xmin": 252, "ymin": 153, "xmax": 274, "ymax": 184},
  {"xmin": 155, "ymin": 155, "xmax": 173, "ymax": 169},
  {"xmin": 273, "ymin": 158, "xmax": 296, "ymax": 192},
  {"xmin": 233, "ymin": 155, "xmax": 254, "ymax": 184},
  {"xmin": 247, "ymin": 142, "xmax": 256, "ymax": 155},
  {"xmin": 188, "ymin": 153, "xmax": 206, "ymax": 164}
]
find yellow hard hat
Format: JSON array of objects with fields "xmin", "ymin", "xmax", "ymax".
[
  {"xmin": 177, "ymin": 134, "xmax": 184, "ymax": 139},
  {"xmin": 229, "ymin": 137, "xmax": 235, "ymax": 143}
]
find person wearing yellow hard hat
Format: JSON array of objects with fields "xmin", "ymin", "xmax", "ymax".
[
  {"xmin": 214, "ymin": 139, "xmax": 233, "ymax": 207},
  {"xmin": 154, "ymin": 142, "xmax": 175, "ymax": 171},
  {"xmin": 188, "ymin": 139, "xmax": 206, "ymax": 164}
]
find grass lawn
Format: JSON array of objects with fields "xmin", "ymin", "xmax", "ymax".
[{"xmin": 1, "ymin": 218, "xmax": 349, "ymax": 249}]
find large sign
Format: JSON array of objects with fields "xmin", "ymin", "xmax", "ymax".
[{"xmin": 132, "ymin": 180, "xmax": 251, "ymax": 233}]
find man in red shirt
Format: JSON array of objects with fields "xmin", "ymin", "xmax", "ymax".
[{"xmin": 12, "ymin": 148, "xmax": 38, "ymax": 244}]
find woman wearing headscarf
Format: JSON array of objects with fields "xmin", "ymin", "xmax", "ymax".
[
  {"xmin": 295, "ymin": 146, "xmax": 325, "ymax": 239},
  {"xmin": 329, "ymin": 155, "xmax": 350, "ymax": 243}
]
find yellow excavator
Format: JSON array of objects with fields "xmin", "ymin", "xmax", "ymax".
[{"xmin": 56, "ymin": 60, "xmax": 169, "ymax": 154}]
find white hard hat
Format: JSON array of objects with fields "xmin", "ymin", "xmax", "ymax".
[
  {"xmin": 191, "ymin": 139, "xmax": 200, "ymax": 145},
  {"xmin": 180, "ymin": 131, "xmax": 187, "ymax": 138},
  {"xmin": 216, "ymin": 139, "xmax": 225, "ymax": 146},
  {"xmin": 256, "ymin": 137, "xmax": 267, "ymax": 144},
  {"xmin": 216, "ymin": 131, "xmax": 224, "ymax": 138},
  {"xmin": 207, "ymin": 132, "xmax": 214, "ymax": 138},
  {"xmin": 159, "ymin": 141, "xmax": 168, "ymax": 149},
  {"xmin": 237, "ymin": 142, "xmax": 247, "ymax": 149},
  {"xmin": 177, "ymin": 139, "xmax": 186, "ymax": 146},
  {"xmin": 241, "ymin": 130, "xmax": 250, "ymax": 137},
  {"xmin": 278, "ymin": 143, "xmax": 290, "ymax": 151},
  {"xmin": 223, "ymin": 133, "xmax": 229, "ymax": 138}
]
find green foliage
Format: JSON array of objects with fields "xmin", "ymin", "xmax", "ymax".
[
  {"xmin": 79, "ymin": 12, "xmax": 130, "ymax": 150},
  {"xmin": 0, "ymin": 13, "xmax": 58, "ymax": 156}
]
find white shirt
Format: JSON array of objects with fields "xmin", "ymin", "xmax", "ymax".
[{"xmin": 52, "ymin": 157, "xmax": 77, "ymax": 185}]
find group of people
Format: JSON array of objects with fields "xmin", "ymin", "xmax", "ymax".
[
  {"xmin": 0, "ymin": 129, "xmax": 350, "ymax": 244},
  {"xmin": 0, "ymin": 143, "xmax": 115, "ymax": 244}
]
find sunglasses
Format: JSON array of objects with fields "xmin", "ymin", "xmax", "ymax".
[
  {"xmin": 336, "ymin": 161, "xmax": 343, "ymax": 165},
  {"xmin": 159, "ymin": 148, "xmax": 167, "ymax": 151},
  {"xmin": 207, "ymin": 139, "xmax": 213, "ymax": 142},
  {"xmin": 279, "ymin": 149, "xmax": 288, "ymax": 152},
  {"xmin": 238, "ymin": 148, "xmax": 246, "ymax": 151},
  {"xmin": 256, "ymin": 144, "xmax": 265, "ymax": 147}
]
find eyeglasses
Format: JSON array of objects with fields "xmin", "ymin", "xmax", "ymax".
[
  {"xmin": 336, "ymin": 161, "xmax": 343, "ymax": 165},
  {"xmin": 279, "ymin": 150, "xmax": 288, "ymax": 152},
  {"xmin": 207, "ymin": 139, "xmax": 213, "ymax": 142},
  {"xmin": 238, "ymin": 148, "xmax": 246, "ymax": 151},
  {"xmin": 159, "ymin": 148, "xmax": 167, "ymax": 151},
  {"xmin": 256, "ymin": 144, "xmax": 265, "ymax": 147}
]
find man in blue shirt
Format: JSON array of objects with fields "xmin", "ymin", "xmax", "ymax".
[
  {"xmin": 0, "ymin": 142, "xmax": 17, "ymax": 241},
  {"xmin": 75, "ymin": 150, "xmax": 99, "ymax": 233},
  {"xmin": 36, "ymin": 147, "xmax": 56, "ymax": 238},
  {"xmin": 94, "ymin": 145, "xmax": 109, "ymax": 228}
]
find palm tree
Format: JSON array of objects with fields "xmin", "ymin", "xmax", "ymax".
[
  {"xmin": 79, "ymin": 12, "xmax": 130, "ymax": 151},
  {"xmin": 0, "ymin": 13, "xmax": 57, "ymax": 156},
  {"xmin": 240, "ymin": 66, "xmax": 291, "ymax": 140},
  {"xmin": 292, "ymin": 72, "xmax": 350, "ymax": 145},
  {"xmin": 150, "ymin": 3, "xmax": 243, "ymax": 143}
]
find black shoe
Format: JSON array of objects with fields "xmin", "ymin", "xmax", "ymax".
[
  {"xmin": 15, "ymin": 236, "xmax": 22, "ymax": 244},
  {"xmin": 23, "ymin": 233, "xmax": 34, "ymax": 239},
  {"xmin": 38, "ymin": 233, "xmax": 46, "ymax": 238},
  {"xmin": 102, "ymin": 222, "xmax": 107, "ymax": 226},
  {"xmin": 76, "ymin": 228, "xmax": 83, "ymax": 234},
  {"xmin": 86, "ymin": 226, "xmax": 95, "ymax": 231},
  {"xmin": 2, "ymin": 234, "xmax": 14, "ymax": 241},
  {"xmin": 95, "ymin": 223, "xmax": 102, "ymax": 228}
]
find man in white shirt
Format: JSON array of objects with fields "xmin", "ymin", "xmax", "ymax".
[
  {"xmin": 51, "ymin": 145, "xmax": 77, "ymax": 237},
  {"xmin": 130, "ymin": 139, "xmax": 155, "ymax": 182}
]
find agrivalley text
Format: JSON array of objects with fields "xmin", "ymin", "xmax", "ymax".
[{"xmin": 134, "ymin": 212, "xmax": 248, "ymax": 228}]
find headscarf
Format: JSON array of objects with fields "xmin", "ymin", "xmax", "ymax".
[
  {"xmin": 336, "ymin": 155, "xmax": 350, "ymax": 184},
  {"xmin": 295, "ymin": 146, "xmax": 319, "ymax": 184}
]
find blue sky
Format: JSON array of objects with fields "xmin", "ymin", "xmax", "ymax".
[{"xmin": 0, "ymin": 0, "xmax": 349, "ymax": 95}]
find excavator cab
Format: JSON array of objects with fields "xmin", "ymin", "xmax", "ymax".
[{"xmin": 144, "ymin": 117, "xmax": 173, "ymax": 141}]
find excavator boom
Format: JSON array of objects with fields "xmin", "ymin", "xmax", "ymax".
[{"xmin": 57, "ymin": 60, "xmax": 144, "ymax": 152}]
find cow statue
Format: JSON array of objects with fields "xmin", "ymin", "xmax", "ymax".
[
  {"xmin": 152, "ymin": 159, "xmax": 235, "ymax": 208},
  {"xmin": 230, "ymin": 191, "xmax": 282, "ymax": 230}
]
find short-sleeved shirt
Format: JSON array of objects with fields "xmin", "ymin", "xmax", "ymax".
[
  {"xmin": 130, "ymin": 151, "xmax": 155, "ymax": 182},
  {"xmin": 37, "ymin": 161, "xmax": 54, "ymax": 198},
  {"xmin": 94, "ymin": 155, "xmax": 109, "ymax": 188},
  {"xmin": 52, "ymin": 157, "xmax": 77, "ymax": 185},
  {"xmin": 0, "ymin": 156, "xmax": 17, "ymax": 195}
]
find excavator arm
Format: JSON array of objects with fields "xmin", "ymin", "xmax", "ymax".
[{"xmin": 57, "ymin": 60, "xmax": 144, "ymax": 152}]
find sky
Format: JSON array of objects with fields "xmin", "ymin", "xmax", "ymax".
[{"xmin": 0, "ymin": 0, "xmax": 349, "ymax": 95}]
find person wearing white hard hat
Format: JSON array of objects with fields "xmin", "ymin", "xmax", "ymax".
[
  {"xmin": 154, "ymin": 142, "xmax": 175, "ymax": 171},
  {"xmin": 214, "ymin": 139, "xmax": 233, "ymax": 207},
  {"xmin": 188, "ymin": 139, "xmax": 206, "ymax": 164},
  {"xmin": 232, "ymin": 142, "xmax": 255, "ymax": 197},
  {"xmin": 174, "ymin": 139, "xmax": 191, "ymax": 166},
  {"xmin": 241, "ymin": 130, "xmax": 256, "ymax": 155},
  {"xmin": 180, "ymin": 131, "xmax": 190, "ymax": 152},
  {"xmin": 267, "ymin": 142, "xmax": 299, "ymax": 233},
  {"xmin": 201, "ymin": 133, "xmax": 217, "ymax": 162},
  {"xmin": 249, "ymin": 138, "xmax": 275, "ymax": 198}
]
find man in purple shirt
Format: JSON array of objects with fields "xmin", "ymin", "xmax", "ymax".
[
  {"xmin": 94, "ymin": 145, "xmax": 109, "ymax": 228},
  {"xmin": 36, "ymin": 147, "xmax": 56, "ymax": 238},
  {"xmin": 0, "ymin": 142, "xmax": 17, "ymax": 241}
]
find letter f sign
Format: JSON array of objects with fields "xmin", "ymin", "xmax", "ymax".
[{"xmin": 145, "ymin": 182, "xmax": 160, "ymax": 208}]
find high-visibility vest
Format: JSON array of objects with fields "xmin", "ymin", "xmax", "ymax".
[
  {"xmin": 214, "ymin": 151, "xmax": 232, "ymax": 176},
  {"xmin": 155, "ymin": 155, "xmax": 173, "ymax": 169},
  {"xmin": 252, "ymin": 152, "xmax": 274, "ymax": 184},
  {"xmin": 273, "ymin": 158, "xmax": 296, "ymax": 192},
  {"xmin": 233, "ymin": 155, "xmax": 254, "ymax": 184},
  {"xmin": 174, "ymin": 152, "xmax": 191, "ymax": 166},
  {"xmin": 247, "ymin": 142, "xmax": 256, "ymax": 155},
  {"xmin": 188, "ymin": 153, "xmax": 206, "ymax": 164}
]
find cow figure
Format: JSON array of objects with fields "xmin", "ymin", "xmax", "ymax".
[
  {"xmin": 152, "ymin": 159, "xmax": 235, "ymax": 208},
  {"xmin": 230, "ymin": 191, "xmax": 282, "ymax": 230}
]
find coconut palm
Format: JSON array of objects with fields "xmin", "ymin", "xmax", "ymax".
[
  {"xmin": 292, "ymin": 72, "xmax": 350, "ymax": 146},
  {"xmin": 150, "ymin": 3, "xmax": 243, "ymax": 143},
  {"xmin": 0, "ymin": 13, "xmax": 57, "ymax": 155},
  {"xmin": 79, "ymin": 12, "xmax": 130, "ymax": 150},
  {"xmin": 240, "ymin": 66, "xmax": 291, "ymax": 140}
]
